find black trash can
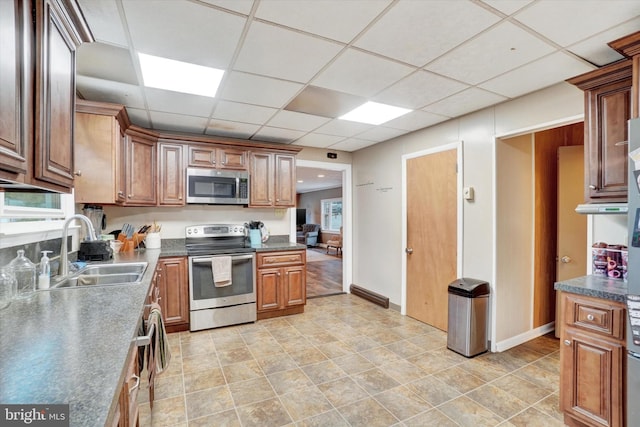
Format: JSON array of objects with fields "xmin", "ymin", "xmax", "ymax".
[{"xmin": 447, "ymin": 278, "xmax": 490, "ymax": 357}]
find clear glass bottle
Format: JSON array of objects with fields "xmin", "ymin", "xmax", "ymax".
[
  {"xmin": 0, "ymin": 267, "xmax": 16, "ymax": 309},
  {"xmin": 9, "ymin": 249, "xmax": 36, "ymax": 299}
]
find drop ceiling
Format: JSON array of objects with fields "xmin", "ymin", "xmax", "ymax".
[{"xmin": 76, "ymin": 0, "xmax": 640, "ymax": 153}]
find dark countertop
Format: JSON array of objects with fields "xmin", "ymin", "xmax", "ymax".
[
  {"xmin": 554, "ymin": 274, "xmax": 628, "ymax": 303},
  {"xmin": 0, "ymin": 249, "xmax": 160, "ymax": 427}
]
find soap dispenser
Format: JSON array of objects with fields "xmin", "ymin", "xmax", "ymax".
[
  {"xmin": 9, "ymin": 249, "xmax": 36, "ymax": 299},
  {"xmin": 38, "ymin": 251, "xmax": 52, "ymax": 290}
]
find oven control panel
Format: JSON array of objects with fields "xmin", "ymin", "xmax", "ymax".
[{"xmin": 186, "ymin": 224, "xmax": 246, "ymax": 238}]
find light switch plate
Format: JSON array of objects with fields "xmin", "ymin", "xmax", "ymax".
[{"xmin": 463, "ymin": 186, "xmax": 474, "ymax": 201}]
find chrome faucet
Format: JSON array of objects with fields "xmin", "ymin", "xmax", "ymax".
[{"xmin": 58, "ymin": 214, "xmax": 98, "ymax": 277}]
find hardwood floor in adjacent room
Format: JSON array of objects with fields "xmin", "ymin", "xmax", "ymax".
[{"xmin": 306, "ymin": 247, "xmax": 343, "ymax": 298}]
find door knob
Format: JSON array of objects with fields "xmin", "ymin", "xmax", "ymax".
[
  {"xmin": 561, "ymin": 256, "xmax": 572, "ymax": 264},
  {"xmin": 405, "ymin": 248, "xmax": 413, "ymax": 254}
]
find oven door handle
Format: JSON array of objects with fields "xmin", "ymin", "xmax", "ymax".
[{"xmin": 191, "ymin": 254, "xmax": 254, "ymax": 263}]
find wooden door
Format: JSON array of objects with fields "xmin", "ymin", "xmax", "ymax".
[
  {"xmin": 257, "ymin": 268, "xmax": 281, "ymax": 311},
  {"xmin": 283, "ymin": 265, "xmax": 306, "ymax": 307},
  {"xmin": 124, "ymin": 132, "xmax": 157, "ymax": 206},
  {"xmin": 274, "ymin": 154, "xmax": 296, "ymax": 207},
  {"xmin": 249, "ymin": 152, "xmax": 273, "ymax": 207},
  {"xmin": 218, "ymin": 147, "xmax": 247, "ymax": 170},
  {"xmin": 406, "ymin": 149, "xmax": 457, "ymax": 331},
  {"xmin": 158, "ymin": 143, "xmax": 184, "ymax": 206},
  {"xmin": 157, "ymin": 257, "xmax": 189, "ymax": 331}
]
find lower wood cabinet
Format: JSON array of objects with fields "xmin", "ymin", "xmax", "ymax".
[
  {"xmin": 559, "ymin": 292, "xmax": 626, "ymax": 427},
  {"xmin": 115, "ymin": 346, "xmax": 139, "ymax": 427},
  {"xmin": 256, "ymin": 250, "xmax": 306, "ymax": 320},
  {"xmin": 155, "ymin": 257, "xmax": 189, "ymax": 333}
]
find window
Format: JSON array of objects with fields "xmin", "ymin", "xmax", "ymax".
[
  {"xmin": 0, "ymin": 191, "xmax": 74, "ymax": 236},
  {"xmin": 321, "ymin": 198, "xmax": 342, "ymax": 232}
]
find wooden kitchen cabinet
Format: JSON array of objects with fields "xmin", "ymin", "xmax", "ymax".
[
  {"xmin": 116, "ymin": 346, "xmax": 140, "ymax": 427},
  {"xmin": 123, "ymin": 126, "xmax": 158, "ymax": 206},
  {"xmin": 249, "ymin": 151, "xmax": 296, "ymax": 208},
  {"xmin": 559, "ymin": 292, "xmax": 626, "ymax": 427},
  {"xmin": 156, "ymin": 257, "xmax": 189, "ymax": 333},
  {"xmin": 256, "ymin": 250, "xmax": 306, "ymax": 319},
  {"xmin": 567, "ymin": 60, "xmax": 632, "ymax": 203},
  {"xmin": 187, "ymin": 143, "xmax": 247, "ymax": 170},
  {"xmin": 158, "ymin": 142, "xmax": 185, "ymax": 206}
]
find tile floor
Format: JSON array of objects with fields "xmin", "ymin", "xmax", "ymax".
[{"xmin": 138, "ymin": 294, "xmax": 563, "ymax": 427}]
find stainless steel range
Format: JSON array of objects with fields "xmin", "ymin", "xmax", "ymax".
[{"xmin": 186, "ymin": 224, "xmax": 256, "ymax": 331}]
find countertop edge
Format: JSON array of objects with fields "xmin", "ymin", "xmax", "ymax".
[{"xmin": 554, "ymin": 274, "xmax": 628, "ymax": 303}]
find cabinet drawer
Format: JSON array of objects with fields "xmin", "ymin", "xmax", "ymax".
[
  {"xmin": 563, "ymin": 293, "xmax": 625, "ymax": 340},
  {"xmin": 257, "ymin": 250, "xmax": 305, "ymax": 268}
]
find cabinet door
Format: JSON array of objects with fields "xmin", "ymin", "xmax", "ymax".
[
  {"xmin": 274, "ymin": 154, "xmax": 296, "ymax": 207},
  {"xmin": 560, "ymin": 328, "xmax": 624, "ymax": 427},
  {"xmin": 283, "ymin": 265, "xmax": 306, "ymax": 307},
  {"xmin": 257, "ymin": 268, "xmax": 282, "ymax": 311},
  {"xmin": 218, "ymin": 147, "xmax": 247, "ymax": 170},
  {"xmin": 157, "ymin": 257, "xmax": 189, "ymax": 330},
  {"xmin": 187, "ymin": 144, "xmax": 217, "ymax": 167},
  {"xmin": 124, "ymin": 134, "xmax": 157, "ymax": 205},
  {"xmin": 34, "ymin": 0, "xmax": 80, "ymax": 190},
  {"xmin": 158, "ymin": 143, "xmax": 184, "ymax": 206},
  {"xmin": 0, "ymin": 0, "xmax": 28, "ymax": 175},
  {"xmin": 249, "ymin": 152, "xmax": 273, "ymax": 207},
  {"xmin": 586, "ymin": 79, "xmax": 630, "ymax": 201}
]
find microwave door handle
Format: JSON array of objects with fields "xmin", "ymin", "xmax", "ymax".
[
  {"xmin": 236, "ymin": 177, "xmax": 240, "ymax": 199},
  {"xmin": 192, "ymin": 254, "xmax": 254, "ymax": 263}
]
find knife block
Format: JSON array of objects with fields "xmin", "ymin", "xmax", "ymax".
[{"xmin": 117, "ymin": 232, "xmax": 146, "ymax": 252}]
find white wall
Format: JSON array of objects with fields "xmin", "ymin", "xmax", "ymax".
[{"xmin": 350, "ymin": 82, "xmax": 592, "ymax": 350}]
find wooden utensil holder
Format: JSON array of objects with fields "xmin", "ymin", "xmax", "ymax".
[{"xmin": 117, "ymin": 232, "xmax": 146, "ymax": 252}]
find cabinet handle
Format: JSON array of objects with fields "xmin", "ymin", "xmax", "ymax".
[
  {"xmin": 587, "ymin": 314, "xmax": 595, "ymax": 321},
  {"xmin": 588, "ymin": 184, "xmax": 598, "ymax": 190},
  {"xmin": 179, "ymin": 196, "xmax": 183, "ymax": 200},
  {"xmin": 564, "ymin": 339, "xmax": 571, "ymax": 346},
  {"xmin": 118, "ymin": 191, "xmax": 125, "ymax": 196},
  {"xmin": 128, "ymin": 194, "xmax": 132, "ymax": 198},
  {"xmin": 129, "ymin": 374, "xmax": 140, "ymax": 393},
  {"xmin": 74, "ymin": 170, "xmax": 82, "ymax": 176}
]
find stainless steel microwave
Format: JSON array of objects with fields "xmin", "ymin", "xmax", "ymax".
[{"xmin": 186, "ymin": 168, "xmax": 249, "ymax": 205}]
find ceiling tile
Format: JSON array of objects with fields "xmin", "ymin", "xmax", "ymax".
[
  {"xmin": 125, "ymin": 108, "xmax": 151, "ymax": 128},
  {"xmin": 267, "ymin": 110, "xmax": 331, "ymax": 132},
  {"xmin": 144, "ymin": 88, "xmax": 216, "ymax": 117},
  {"xmin": 255, "ymin": 0, "xmax": 391, "ymax": 43},
  {"xmin": 285, "ymin": 86, "xmax": 365, "ymax": 118},
  {"xmin": 374, "ymin": 70, "xmax": 468, "ymax": 109},
  {"xmin": 205, "ymin": 120, "xmax": 260, "ymax": 139},
  {"xmin": 425, "ymin": 21, "xmax": 555, "ymax": 85},
  {"xmin": 292, "ymin": 133, "xmax": 345, "ymax": 149},
  {"xmin": 479, "ymin": 0, "xmax": 533, "ymax": 16},
  {"xmin": 198, "ymin": 0, "xmax": 254, "ymax": 15},
  {"xmin": 354, "ymin": 0, "xmax": 501, "ymax": 66},
  {"xmin": 122, "ymin": 0, "xmax": 245, "ymax": 69},
  {"xmin": 213, "ymin": 101, "xmax": 277, "ymax": 124},
  {"xmin": 383, "ymin": 110, "xmax": 449, "ymax": 131},
  {"xmin": 479, "ymin": 52, "xmax": 595, "ymax": 98},
  {"xmin": 567, "ymin": 18, "xmax": 640, "ymax": 66},
  {"xmin": 218, "ymin": 72, "xmax": 303, "ymax": 108},
  {"xmin": 355, "ymin": 127, "xmax": 408, "ymax": 143},
  {"xmin": 76, "ymin": 76, "xmax": 146, "ymax": 109},
  {"xmin": 234, "ymin": 21, "xmax": 343, "ymax": 82},
  {"xmin": 423, "ymin": 88, "xmax": 507, "ymax": 117},
  {"xmin": 149, "ymin": 111, "xmax": 209, "ymax": 133},
  {"xmin": 314, "ymin": 119, "xmax": 373, "ymax": 138},
  {"xmin": 312, "ymin": 48, "xmax": 415, "ymax": 98},
  {"xmin": 514, "ymin": 0, "xmax": 640, "ymax": 47},
  {"xmin": 329, "ymin": 138, "xmax": 377, "ymax": 152},
  {"xmin": 77, "ymin": 0, "xmax": 128, "ymax": 47},
  {"xmin": 252, "ymin": 127, "xmax": 306, "ymax": 144},
  {"xmin": 77, "ymin": 43, "xmax": 138, "ymax": 85}
]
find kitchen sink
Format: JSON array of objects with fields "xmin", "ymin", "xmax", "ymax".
[{"xmin": 50, "ymin": 262, "xmax": 148, "ymax": 289}]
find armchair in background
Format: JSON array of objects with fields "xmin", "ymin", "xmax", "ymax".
[
  {"xmin": 326, "ymin": 227, "xmax": 343, "ymax": 256},
  {"xmin": 296, "ymin": 224, "xmax": 320, "ymax": 247}
]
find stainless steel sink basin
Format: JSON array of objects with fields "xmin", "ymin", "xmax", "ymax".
[{"xmin": 50, "ymin": 262, "xmax": 148, "ymax": 289}]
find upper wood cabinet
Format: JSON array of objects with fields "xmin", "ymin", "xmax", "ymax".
[
  {"xmin": 0, "ymin": 0, "xmax": 91, "ymax": 191},
  {"xmin": 123, "ymin": 126, "xmax": 157, "ymax": 206},
  {"xmin": 74, "ymin": 100, "xmax": 129, "ymax": 204},
  {"xmin": 187, "ymin": 143, "xmax": 247, "ymax": 170},
  {"xmin": 567, "ymin": 60, "xmax": 632, "ymax": 203},
  {"xmin": 249, "ymin": 151, "xmax": 296, "ymax": 208},
  {"xmin": 158, "ymin": 142, "xmax": 185, "ymax": 206}
]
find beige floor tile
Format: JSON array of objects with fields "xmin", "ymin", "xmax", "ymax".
[
  {"xmin": 404, "ymin": 408, "xmax": 459, "ymax": 427},
  {"xmin": 373, "ymin": 385, "xmax": 432, "ymax": 421},
  {"xmin": 467, "ymin": 383, "xmax": 529, "ymax": 419},
  {"xmin": 279, "ymin": 385, "xmax": 333, "ymax": 421},
  {"xmin": 235, "ymin": 397, "xmax": 293, "ymax": 427},
  {"xmin": 181, "ymin": 353, "xmax": 219, "ymax": 374},
  {"xmin": 287, "ymin": 347, "xmax": 328, "ymax": 366},
  {"xmin": 351, "ymin": 367, "xmax": 401, "ymax": 395},
  {"xmin": 301, "ymin": 359, "xmax": 346, "ymax": 385},
  {"xmin": 228, "ymin": 377, "xmax": 276, "ymax": 406},
  {"xmin": 458, "ymin": 356, "xmax": 511, "ymax": 382},
  {"xmin": 216, "ymin": 346, "xmax": 254, "ymax": 366},
  {"xmin": 384, "ymin": 339, "xmax": 425, "ymax": 358},
  {"xmin": 337, "ymin": 397, "xmax": 399, "ymax": 427},
  {"xmin": 212, "ymin": 334, "xmax": 246, "ymax": 350},
  {"xmin": 317, "ymin": 376, "xmax": 370, "ymax": 407},
  {"xmin": 152, "ymin": 373, "xmax": 184, "ymax": 400},
  {"xmin": 405, "ymin": 375, "xmax": 461, "ymax": 406},
  {"xmin": 533, "ymin": 393, "xmax": 563, "ymax": 421},
  {"xmin": 296, "ymin": 409, "xmax": 349, "ymax": 426},
  {"xmin": 266, "ymin": 367, "xmax": 315, "ymax": 395},
  {"xmin": 360, "ymin": 346, "xmax": 404, "ymax": 366},
  {"xmin": 332, "ymin": 353, "xmax": 376, "ymax": 374},
  {"xmin": 433, "ymin": 365, "xmax": 486, "ymax": 393},
  {"xmin": 491, "ymin": 374, "xmax": 553, "ymax": 405},
  {"xmin": 315, "ymin": 340, "xmax": 355, "ymax": 359},
  {"xmin": 513, "ymin": 364, "xmax": 559, "ymax": 392},
  {"xmin": 438, "ymin": 395, "xmax": 505, "ymax": 426},
  {"xmin": 187, "ymin": 409, "xmax": 241, "ymax": 427},
  {"xmin": 185, "ymin": 385, "xmax": 234, "ymax": 420},
  {"xmin": 221, "ymin": 359, "xmax": 263, "ymax": 384},
  {"xmin": 507, "ymin": 407, "xmax": 565, "ymax": 426},
  {"xmin": 146, "ymin": 395, "xmax": 187, "ymax": 426},
  {"xmin": 180, "ymin": 339, "xmax": 215, "ymax": 357},
  {"xmin": 183, "ymin": 367, "xmax": 225, "ymax": 393},
  {"xmin": 378, "ymin": 359, "xmax": 428, "ymax": 385}
]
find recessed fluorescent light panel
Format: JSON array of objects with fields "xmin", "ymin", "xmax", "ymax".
[
  {"xmin": 339, "ymin": 101, "xmax": 411, "ymax": 125},
  {"xmin": 138, "ymin": 53, "xmax": 224, "ymax": 97}
]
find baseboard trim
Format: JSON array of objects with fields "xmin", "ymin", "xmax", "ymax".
[
  {"xmin": 349, "ymin": 284, "xmax": 389, "ymax": 309},
  {"xmin": 494, "ymin": 322, "xmax": 556, "ymax": 352}
]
